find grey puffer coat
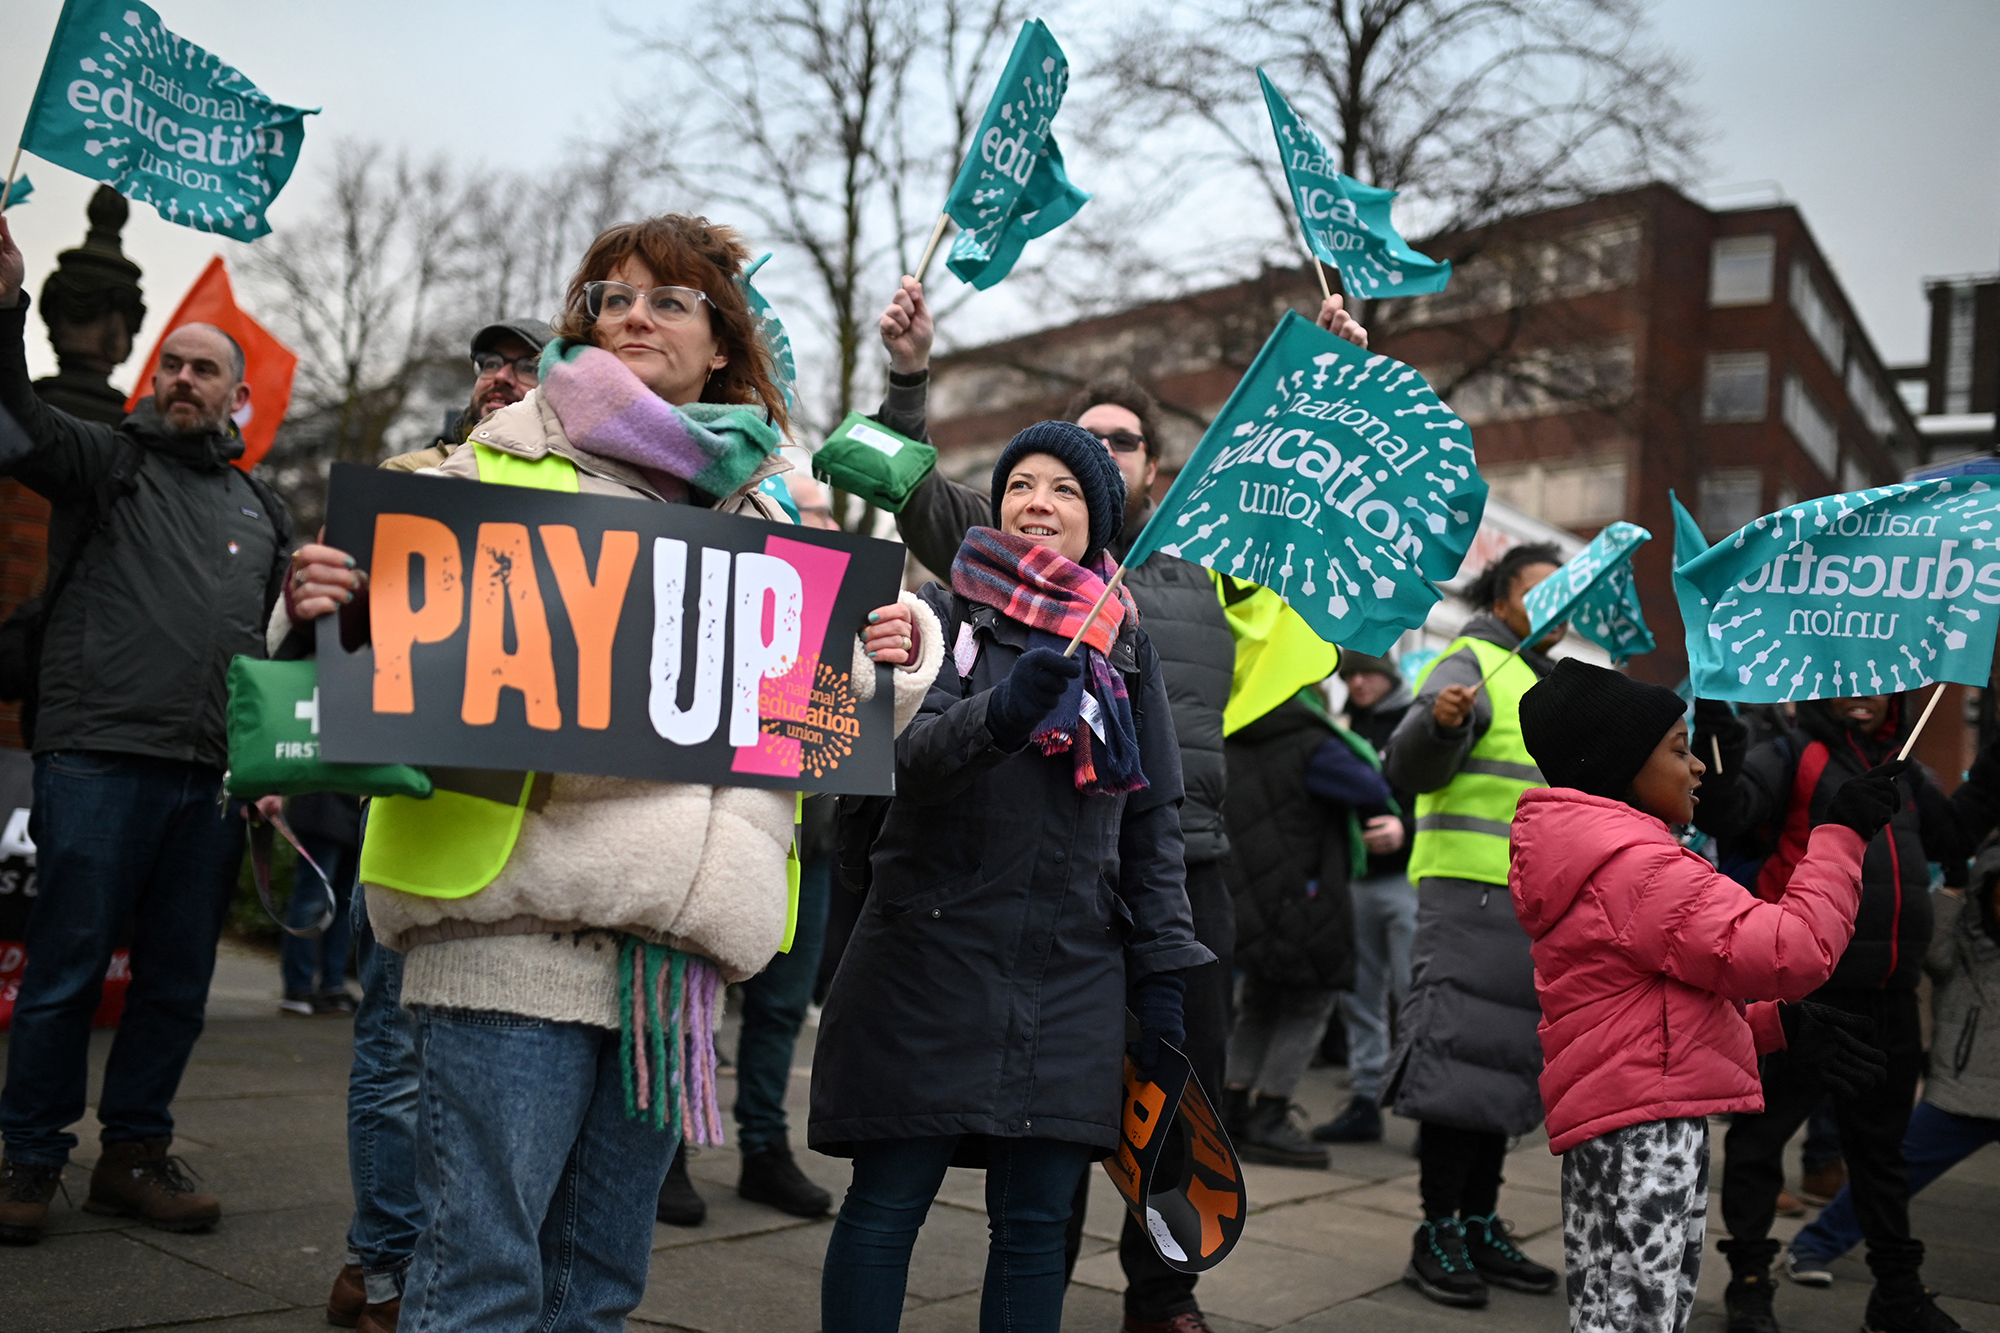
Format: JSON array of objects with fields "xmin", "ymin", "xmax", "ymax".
[
  {"xmin": 809, "ymin": 582, "xmax": 1213, "ymax": 1158},
  {"xmin": 1925, "ymin": 863, "xmax": 2000, "ymax": 1121}
]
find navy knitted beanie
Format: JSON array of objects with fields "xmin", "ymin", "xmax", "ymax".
[
  {"xmin": 1520, "ymin": 657, "xmax": 1688, "ymax": 800},
  {"xmin": 989, "ymin": 421, "xmax": 1127, "ymax": 564}
]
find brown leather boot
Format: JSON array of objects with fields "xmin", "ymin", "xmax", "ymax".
[
  {"xmin": 0, "ymin": 1158, "xmax": 67, "ymax": 1245},
  {"xmin": 356, "ymin": 1297, "xmax": 400, "ymax": 1333},
  {"xmin": 84, "ymin": 1139, "xmax": 220, "ymax": 1232},
  {"xmin": 327, "ymin": 1263, "xmax": 366, "ymax": 1327}
]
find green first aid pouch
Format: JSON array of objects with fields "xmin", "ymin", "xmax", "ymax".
[
  {"xmin": 811, "ymin": 411, "xmax": 938, "ymax": 513},
  {"xmin": 225, "ymin": 656, "xmax": 434, "ymax": 800}
]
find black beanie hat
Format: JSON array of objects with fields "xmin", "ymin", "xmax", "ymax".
[
  {"xmin": 989, "ymin": 420, "xmax": 1127, "ymax": 564},
  {"xmin": 1520, "ymin": 658, "xmax": 1688, "ymax": 800}
]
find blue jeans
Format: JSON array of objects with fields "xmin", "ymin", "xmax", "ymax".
[
  {"xmin": 280, "ymin": 834, "xmax": 356, "ymax": 998},
  {"xmin": 823, "ymin": 1135, "xmax": 1094, "ymax": 1333},
  {"xmin": 735, "ymin": 855, "xmax": 830, "ymax": 1151},
  {"xmin": 1340, "ymin": 871, "xmax": 1416, "ymax": 1102},
  {"xmin": 0, "ymin": 752, "xmax": 243, "ymax": 1163},
  {"xmin": 401, "ymin": 1006, "xmax": 675, "ymax": 1333},
  {"xmin": 1791, "ymin": 1102, "xmax": 2000, "ymax": 1262},
  {"xmin": 345, "ymin": 893, "xmax": 421, "ymax": 1299}
]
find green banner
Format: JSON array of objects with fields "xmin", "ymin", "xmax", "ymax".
[
  {"xmin": 1, "ymin": 177, "xmax": 32, "ymax": 211},
  {"xmin": 1522, "ymin": 520, "xmax": 1654, "ymax": 662},
  {"xmin": 21, "ymin": 0, "xmax": 316, "ymax": 238},
  {"xmin": 740, "ymin": 253, "xmax": 797, "ymax": 413}
]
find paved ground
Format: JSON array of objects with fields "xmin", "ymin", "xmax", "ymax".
[{"xmin": 4, "ymin": 940, "xmax": 1998, "ymax": 1333}]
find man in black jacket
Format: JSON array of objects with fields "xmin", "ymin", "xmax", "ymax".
[{"xmin": 0, "ymin": 217, "xmax": 291, "ymax": 1244}]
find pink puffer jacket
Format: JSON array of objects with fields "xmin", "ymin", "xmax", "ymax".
[{"xmin": 1509, "ymin": 788, "xmax": 1865, "ymax": 1153}]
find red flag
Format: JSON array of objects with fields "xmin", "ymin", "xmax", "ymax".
[{"xmin": 124, "ymin": 256, "xmax": 298, "ymax": 472}]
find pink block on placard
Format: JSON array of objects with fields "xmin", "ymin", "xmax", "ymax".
[{"xmin": 732, "ymin": 536, "xmax": 853, "ymax": 778}]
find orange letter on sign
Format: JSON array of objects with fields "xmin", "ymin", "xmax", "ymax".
[
  {"xmin": 462, "ymin": 523, "xmax": 562, "ymax": 730},
  {"xmin": 371, "ymin": 514, "xmax": 463, "ymax": 714},
  {"xmin": 540, "ymin": 526, "xmax": 638, "ymax": 730},
  {"xmin": 1185, "ymin": 1176, "xmax": 1241, "ymax": 1258}
]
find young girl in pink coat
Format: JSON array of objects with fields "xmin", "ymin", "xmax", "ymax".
[{"xmin": 1510, "ymin": 659, "xmax": 1899, "ymax": 1333}]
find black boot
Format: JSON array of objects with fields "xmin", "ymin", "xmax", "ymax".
[
  {"xmin": 655, "ymin": 1141, "xmax": 705, "ymax": 1227},
  {"xmin": 1219, "ymin": 1086, "xmax": 1251, "ymax": 1139},
  {"xmin": 737, "ymin": 1134, "xmax": 831, "ymax": 1218},
  {"xmin": 1238, "ymin": 1095, "xmax": 1327, "ymax": 1168},
  {"xmin": 1462, "ymin": 1213, "xmax": 1557, "ymax": 1294},
  {"xmin": 1311, "ymin": 1095, "xmax": 1382, "ymax": 1143},
  {"xmin": 1864, "ymin": 1283, "xmax": 1964, "ymax": 1333},
  {"xmin": 1724, "ymin": 1270, "xmax": 1780, "ymax": 1333},
  {"xmin": 1404, "ymin": 1218, "xmax": 1488, "ymax": 1308}
]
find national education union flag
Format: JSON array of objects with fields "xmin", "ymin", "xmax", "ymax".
[
  {"xmin": 1123, "ymin": 310, "xmax": 1487, "ymax": 656},
  {"xmin": 942, "ymin": 20, "xmax": 1090, "ymax": 290},
  {"xmin": 19, "ymin": 0, "xmax": 317, "ymax": 238},
  {"xmin": 1677, "ymin": 479, "xmax": 2000, "ymax": 703},
  {"xmin": 1522, "ymin": 521, "xmax": 1655, "ymax": 663}
]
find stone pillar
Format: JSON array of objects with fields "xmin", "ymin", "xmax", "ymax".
[{"xmin": 0, "ymin": 186, "xmax": 145, "ymax": 748}]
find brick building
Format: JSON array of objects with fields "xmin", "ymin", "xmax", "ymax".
[{"xmin": 1891, "ymin": 271, "xmax": 1999, "ymax": 466}]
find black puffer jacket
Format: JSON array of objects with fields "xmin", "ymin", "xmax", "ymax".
[
  {"xmin": 876, "ymin": 373, "xmax": 1235, "ymax": 864},
  {"xmin": 1222, "ymin": 698, "xmax": 1359, "ymax": 990},
  {"xmin": 1, "ymin": 297, "xmax": 291, "ymax": 768},
  {"xmin": 810, "ymin": 583, "xmax": 1211, "ymax": 1157},
  {"xmin": 1693, "ymin": 696, "xmax": 2000, "ymax": 991}
]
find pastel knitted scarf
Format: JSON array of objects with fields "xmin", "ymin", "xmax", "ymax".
[
  {"xmin": 619, "ymin": 938, "xmax": 726, "ymax": 1142},
  {"xmin": 537, "ymin": 337, "xmax": 780, "ymax": 501},
  {"xmin": 952, "ymin": 527, "xmax": 1147, "ymax": 794}
]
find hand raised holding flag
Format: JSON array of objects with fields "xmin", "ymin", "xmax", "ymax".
[
  {"xmin": 879, "ymin": 276, "xmax": 935, "ymax": 375},
  {"xmin": 0, "ymin": 217, "xmax": 25, "ymax": 307},
  {"xmin": 1316, "ymin": 294, "xmax": 1368, "ymax": 347}
]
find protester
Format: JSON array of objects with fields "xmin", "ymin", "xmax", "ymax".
[
  {"xmin": 383, "ymin": 318, "xmax": 549, "ymax": 474},
  {"xmin": 1692, "ymin": 692, "xmax": 2000, "ymax": 1333},
  {"xmin": 1380, "ymin": 542, "xmax": 1568, "ymax": 1307},
  {"xmin": 1316, "ymin": 651, "xmax": 1418, "ymax": 1145},
  {"xmin": 1512, "ymin": 658, "xmax": 1894, "ymax": 1333},
  {"xmin": 0, "ymin": 215, "xmax": 291, "ymax": 1244},
  {"xmin": 1787, "ymin": 844, "xmax": 2000, "ymax": 1286},
  {"xmin": 277, "ymin": 793, "xmax": 362, "ymax": 1017},
  {"xmin": 281, "ymin": 214, "xmax": 928, "ymax": 1333},
  {"xmin": 808, "ymin": 420, "xmax": 1211, "ymax": 1333},
  {"xmin": 1221, "ymin": 688, "xmax": 1401, "ymax": 1168}
]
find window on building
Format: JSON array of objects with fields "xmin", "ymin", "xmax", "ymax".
[
  {"xmin": 1896, "ymin": 379, "xmax": 1928, "ymax": 415},
  {"xmin": 1789, "ymin": 259, "xmax": 1846, "ymax": 372},
  {"xmin": 1703, "ymin": 352, "xmax": 1769, "ymax": 421},
  {"xmin": 1947, "ymin": 283, "xmax": 1978, "ymax": 414},
  {"xmin": 1782, "ymin": 373, "xmax": 1840, "ymax": 478},
  {"xmin": 1841, "ymin": 457, "xmax": 1867, "ymax": 492},
  {"xmin": 1698, "ymin": 469, "xmax": 1762, "ymax": 538},
  {"xmin": 1845, "ymin": 359, "xmax": 1897, "ymax": 441},
  {"xmin": 1484, "ymin": 456, "xmax": 1628, "ymax": 528},
  {"xmin": 1550, "ymin": 222, "xmax": 1643, "ymax": 294},
  {"xmin": 1710, "ymin": 235, "xmax": 1776, "ymax": 306}
]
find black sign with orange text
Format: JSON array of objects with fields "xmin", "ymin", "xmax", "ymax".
[
  {"xmin": 1104, "ymin": 1031, "xmax": 1248, "ymax": 1273},
  {"xmin": 316, "ymin": 463, "xmax": 904, "ymax": 794}
]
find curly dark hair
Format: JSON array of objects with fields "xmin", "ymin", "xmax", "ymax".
[
  {"xmin": 1064, "ymin": 378, "xmax": 1162, "ymax": 460},
  {"xmin": 552, "ymin": 214, "xmax": 788, "ymax": 434},
  {"xmin": 1462, "ymin": 541, "xmax": 1564, "ymax": 612}
]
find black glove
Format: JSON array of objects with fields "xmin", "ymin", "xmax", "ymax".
[
  {"xmin": 985, "ymin": 647, "xmax": 1083, "ymax": 751},
  {"xmin": 1127, "ymin": 972, "xmax": 1187, "ymax": 1078},
  {"xmin": 1779, "ymin": 1001, "xmax": 1888, "ymax": 1098},
  {"xmin": 1693, "ymin": 698, "xmax": 1748, "ymax": 776},
  {"xmin": 1823, "ymin": 759, "xmax": 1910, "ymax": 842}
]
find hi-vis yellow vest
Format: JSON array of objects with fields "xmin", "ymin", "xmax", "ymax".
[
  {"xmin": 354, "ymin": 444, "xmax": 804, "ymax": 948},
  {"xmin": 1405, "ymin": 636, "xmax": 1543, "ymax": 888}
]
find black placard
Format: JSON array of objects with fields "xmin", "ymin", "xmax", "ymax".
[{"xmin": 317, "ymin": 464, "xmax": 904, "ymax": 794}]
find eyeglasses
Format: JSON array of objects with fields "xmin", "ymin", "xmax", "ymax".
[
  {"xmin": 1091, "ymin": 429, "xmax": 1146, "ymax": 455},
  {"xmin": 583, "ymin": 281, "xmax": 716, "ymax": 325},
  {"xmin": 472, "ymin": 352, "xmax": 540, "ymax": 383}
]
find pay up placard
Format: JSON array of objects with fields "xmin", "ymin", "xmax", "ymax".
[
  {"xmin": 1105, "ymin": 1036, "xmax": 1247, "ymax": 1273},
  {"xmin": 317, "ymin": 464, "xmax": 906, "ymax": 794}
]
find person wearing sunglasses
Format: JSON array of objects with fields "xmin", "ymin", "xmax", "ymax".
[{"xmin": 384, "ymin": 318, "xmax": 550, "ymax": 475}]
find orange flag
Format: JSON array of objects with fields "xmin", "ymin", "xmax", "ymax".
[{"xmin": 124, "ymin": 256, "xmax": 298, "ymax": 472}]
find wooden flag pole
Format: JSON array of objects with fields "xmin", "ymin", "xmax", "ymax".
[
  {"xmin": 1465, "ymin": 639, "xmax": 1527, "ymax": 698},
  {"xmin": 0, "ymin": 144, "xmax": 23, "ymax": 212},
  {"xmin": 915, "ymin": 213, "xmax": 951, "ymax": 284},
  {"xmin": 1897, "ymin": 682, "xmax": 1948, "ymax": 762},
  {"xmin": 1710, "ymin": 734, "xmax": 1723, "ymax": 774},
  {"xmin": 1311, "ymin": 256, "xmax": 1332, "ymax": 301},
  {"xmin": 1064, "ymin": 566, "xmax": 1128, "ymax": 658}
]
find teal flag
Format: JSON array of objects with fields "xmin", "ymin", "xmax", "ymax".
[
  {"xmin": 1124, "ymin": 310, "xmax": 1486, "ymax": 655},
  {"xmin": 942, "ymin": 20, "xmax": 1089, "ymax": 290},
  {"xmin": 20, "ymin": 0, "xmax": 316, "ymax": 238},
  {"xmin": 739, "ymin": 253, "xmax": 797, "ymax": 413},
  {"xmin": 1257, "ymin": 71, "xmax": 1450, "ymax": 299},
  {"xmin": 1523, "ymin": 521, "xmax": 1654, "ymax": 662},
  {"xmin": 1679, "ymin": 480, "xmax": 2000, "ymax": 702},
  {"xmin": 1670, "ymin": 490, "xmax": 1718, "ymax": 679},
  {"xmin": 2, "ymin": 178, "xmax": 33, "ymax": 210}
]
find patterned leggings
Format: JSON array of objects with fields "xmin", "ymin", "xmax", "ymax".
[{"xmin": 1561, "ymin": 1118, "xmax": 1708, "ymax": 1333}]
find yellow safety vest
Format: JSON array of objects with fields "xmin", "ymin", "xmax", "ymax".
[{"xmin": 1404, "ymin": 636, "xmax": 1543, "ymax": 888}]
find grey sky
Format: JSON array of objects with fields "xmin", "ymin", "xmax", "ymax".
[{"xmin": 5, "ymin": 0, "xmax": 1995, "ymax": 390}]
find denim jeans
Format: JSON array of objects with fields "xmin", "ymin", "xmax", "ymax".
[
  {"xmin": 1225, "ymin": 976, "xmax": 1339, "ymax": 1100},
  {"xmin": 1791, "ymin": 1102, "xmax": 2000, "ymax": 1262},
  {"xmin": 344, "ymin": 893, "xmax": 422, "ymax": 1300},
  {"xmin": 735, "ymin": 854, "xmax": 830, "ymax": 1151},
  {"xmin": 823, "ymin": 1134, "xmax": 1094, "ymax": 1333},
  {"xmin": 1339, "ymin": 871, "xmax": 1417, "ymax": 1101},
  {"xmin": 401, "ymin": 1005, "xmax": 675, "ymax": 1333},
  {"xmin": 0, "ymin": 752, "xmax": 243, "ymax": 1163},
  {"xmin": 279, "ymin": 834, "xmax": 356, "ymax": 998}
]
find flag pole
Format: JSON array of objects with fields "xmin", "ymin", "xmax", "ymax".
[
  {"xmin": 1897, "ymin": 682, "xmax": 1948, "ymax": 762},
  {"xmin": 1311, "ymin": 256, "xmax": 1332, "ymax": 301},
  {"xmin": 0, "ymin": 144, "xmax": 23, "ymax": 212},
  {"xmin": 915, "ymin": 213, "xmax": 951, "ymax": 284},
  {"xmin": 1064, "ymin": 566, "xmax": 1128, "ymax": 658},
  {"xmin": 1710, "ymin": 734, "xmax": 1723, "ymax": 774}
]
